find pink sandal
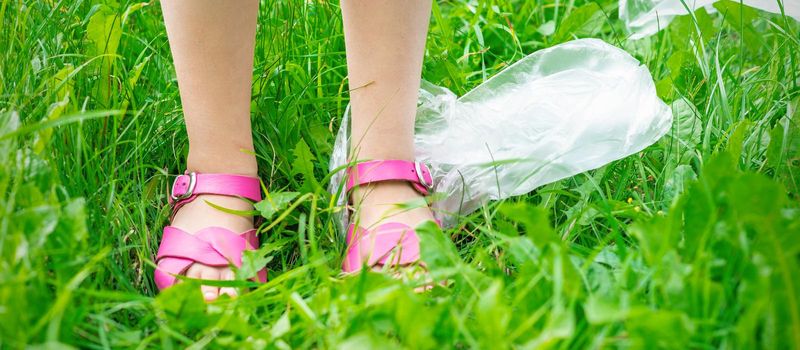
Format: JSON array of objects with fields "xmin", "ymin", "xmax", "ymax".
[
  {"xmin": 154, "ymin": 172, "xmax": 268, "ymax": 290},
  {"xmin": 342, "ymin": 160, "xmax": 439, "ymax": 273}
]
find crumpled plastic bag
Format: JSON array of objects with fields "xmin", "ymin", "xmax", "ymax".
[
  {"xmin": 621, "ymin": 0, "xmax": 800, "ymax": 39},
  {"xmin": 329, "ymin": 38, "xmax": 672, "ymax": 228}
]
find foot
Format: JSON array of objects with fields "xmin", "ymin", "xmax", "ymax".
[
  {"xmin": 351, "ymin": 181, "xmax": 435, "ymax": 271},
  {"xmin": 170, "ymin": 194, "xmax": 254, "ymax": 301}
]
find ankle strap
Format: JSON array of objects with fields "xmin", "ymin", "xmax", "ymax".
[
  {"xmin": 346, "ymin": 160, "xmax": 433, "ymax": 196},
  {"xmin": 169, "ymin": 172, "xmax": 262, "ymax": 214}
]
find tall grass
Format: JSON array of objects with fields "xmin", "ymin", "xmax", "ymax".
[{"xmin": 0, "ymin": 0, "xmax": 798, "ymax": 348}]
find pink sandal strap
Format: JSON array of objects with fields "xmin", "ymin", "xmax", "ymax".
[
  {"xmin": 342, "ymin": 159, "xmax": 437, "ymax": 273},
  {"xmin": 346, "ymin": 160, "xmax": 433, "ymax": 196},
  {"xmin": 155, "ymin": 172, "xmax": 267, "ymax": 291},
  {"xmin": 342, "ymin": 222, "xmax": 422, "ymax": 273},
  {"xmin": 169, "ymin": 172, "xmax": 263, "ymax": 217},
  {"xmin": 154, "ymin": 226, "xmax": 267, "ymax": 290}
]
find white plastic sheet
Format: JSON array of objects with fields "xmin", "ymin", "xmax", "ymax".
[
  {"xmin": 329, "ymin": 38, "xmax": 672, "ymax": 228},
  {"xmin": 621, "ymin": 0, "xmax": 800, "ymax": 39}
]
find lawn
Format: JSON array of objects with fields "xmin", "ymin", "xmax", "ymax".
[{"xmin": 1, "ymin": 0, "xmax": 799, "ymax": 348}]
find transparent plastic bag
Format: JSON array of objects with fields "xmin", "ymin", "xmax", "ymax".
[
  {"xmin": 329, "ymin": 38, "xmax": 672, "ymax": 228},
  {"xmin": 621, "ymin": 0, "xmax": 800, "ymax": 39}
]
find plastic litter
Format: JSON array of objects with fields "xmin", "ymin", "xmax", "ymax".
[
  {"xmin": 621, "ymin": 0, "xmax": 800, "ymax": 39},
  {"xmin": 329, "ymin": 38, "xmax": 672, "ymax": 228}
]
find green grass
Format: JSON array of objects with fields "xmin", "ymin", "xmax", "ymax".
[{"xmin": 1, "ymin": 0, "xmax": 799, "ymax": 348}]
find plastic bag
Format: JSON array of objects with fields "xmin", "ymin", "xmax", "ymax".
[
  {"xmin": 329, "ymin": 38, "xmax": 672, "ymax": 228},
  {"xmin": 621, "ymin": 0, "xmax": 800, "ymax": 39}
]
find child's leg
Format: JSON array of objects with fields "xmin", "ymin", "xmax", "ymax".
[
  {"xmin": 341, "ymin": 0, "xmax": 435, "ymax": 232},
  {"xmin": 161, "ymin": 0, "xmax": 258, "ymax": 300}
]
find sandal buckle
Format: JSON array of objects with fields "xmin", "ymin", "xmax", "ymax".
[
  {"xmin": 170, "ymin": 172, "xmax": 197, "ymax": 201},
  {"xmin": 414, "ymin": 162, "xmax": 432, "ymax": 190}
]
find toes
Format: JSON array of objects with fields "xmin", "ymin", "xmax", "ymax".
[
  {"xmin": 199, "ymin": 268, "xmax": 220, "ymax": 301},
  {"xmin": 184, "ymin": 263, "xmax": 203, "ymax": 280},
  {"xmin": 219, "ymin": 269, "xmax": 238, "ymax": 298}
]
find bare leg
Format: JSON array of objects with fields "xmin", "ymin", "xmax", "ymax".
[
  {"xmin": 161, "ymin": 0, "xmax": 258, "ymax": 300},
  {"xmin": 341, "ymin": 1, "xmax": 435, "ymax": 241}
]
